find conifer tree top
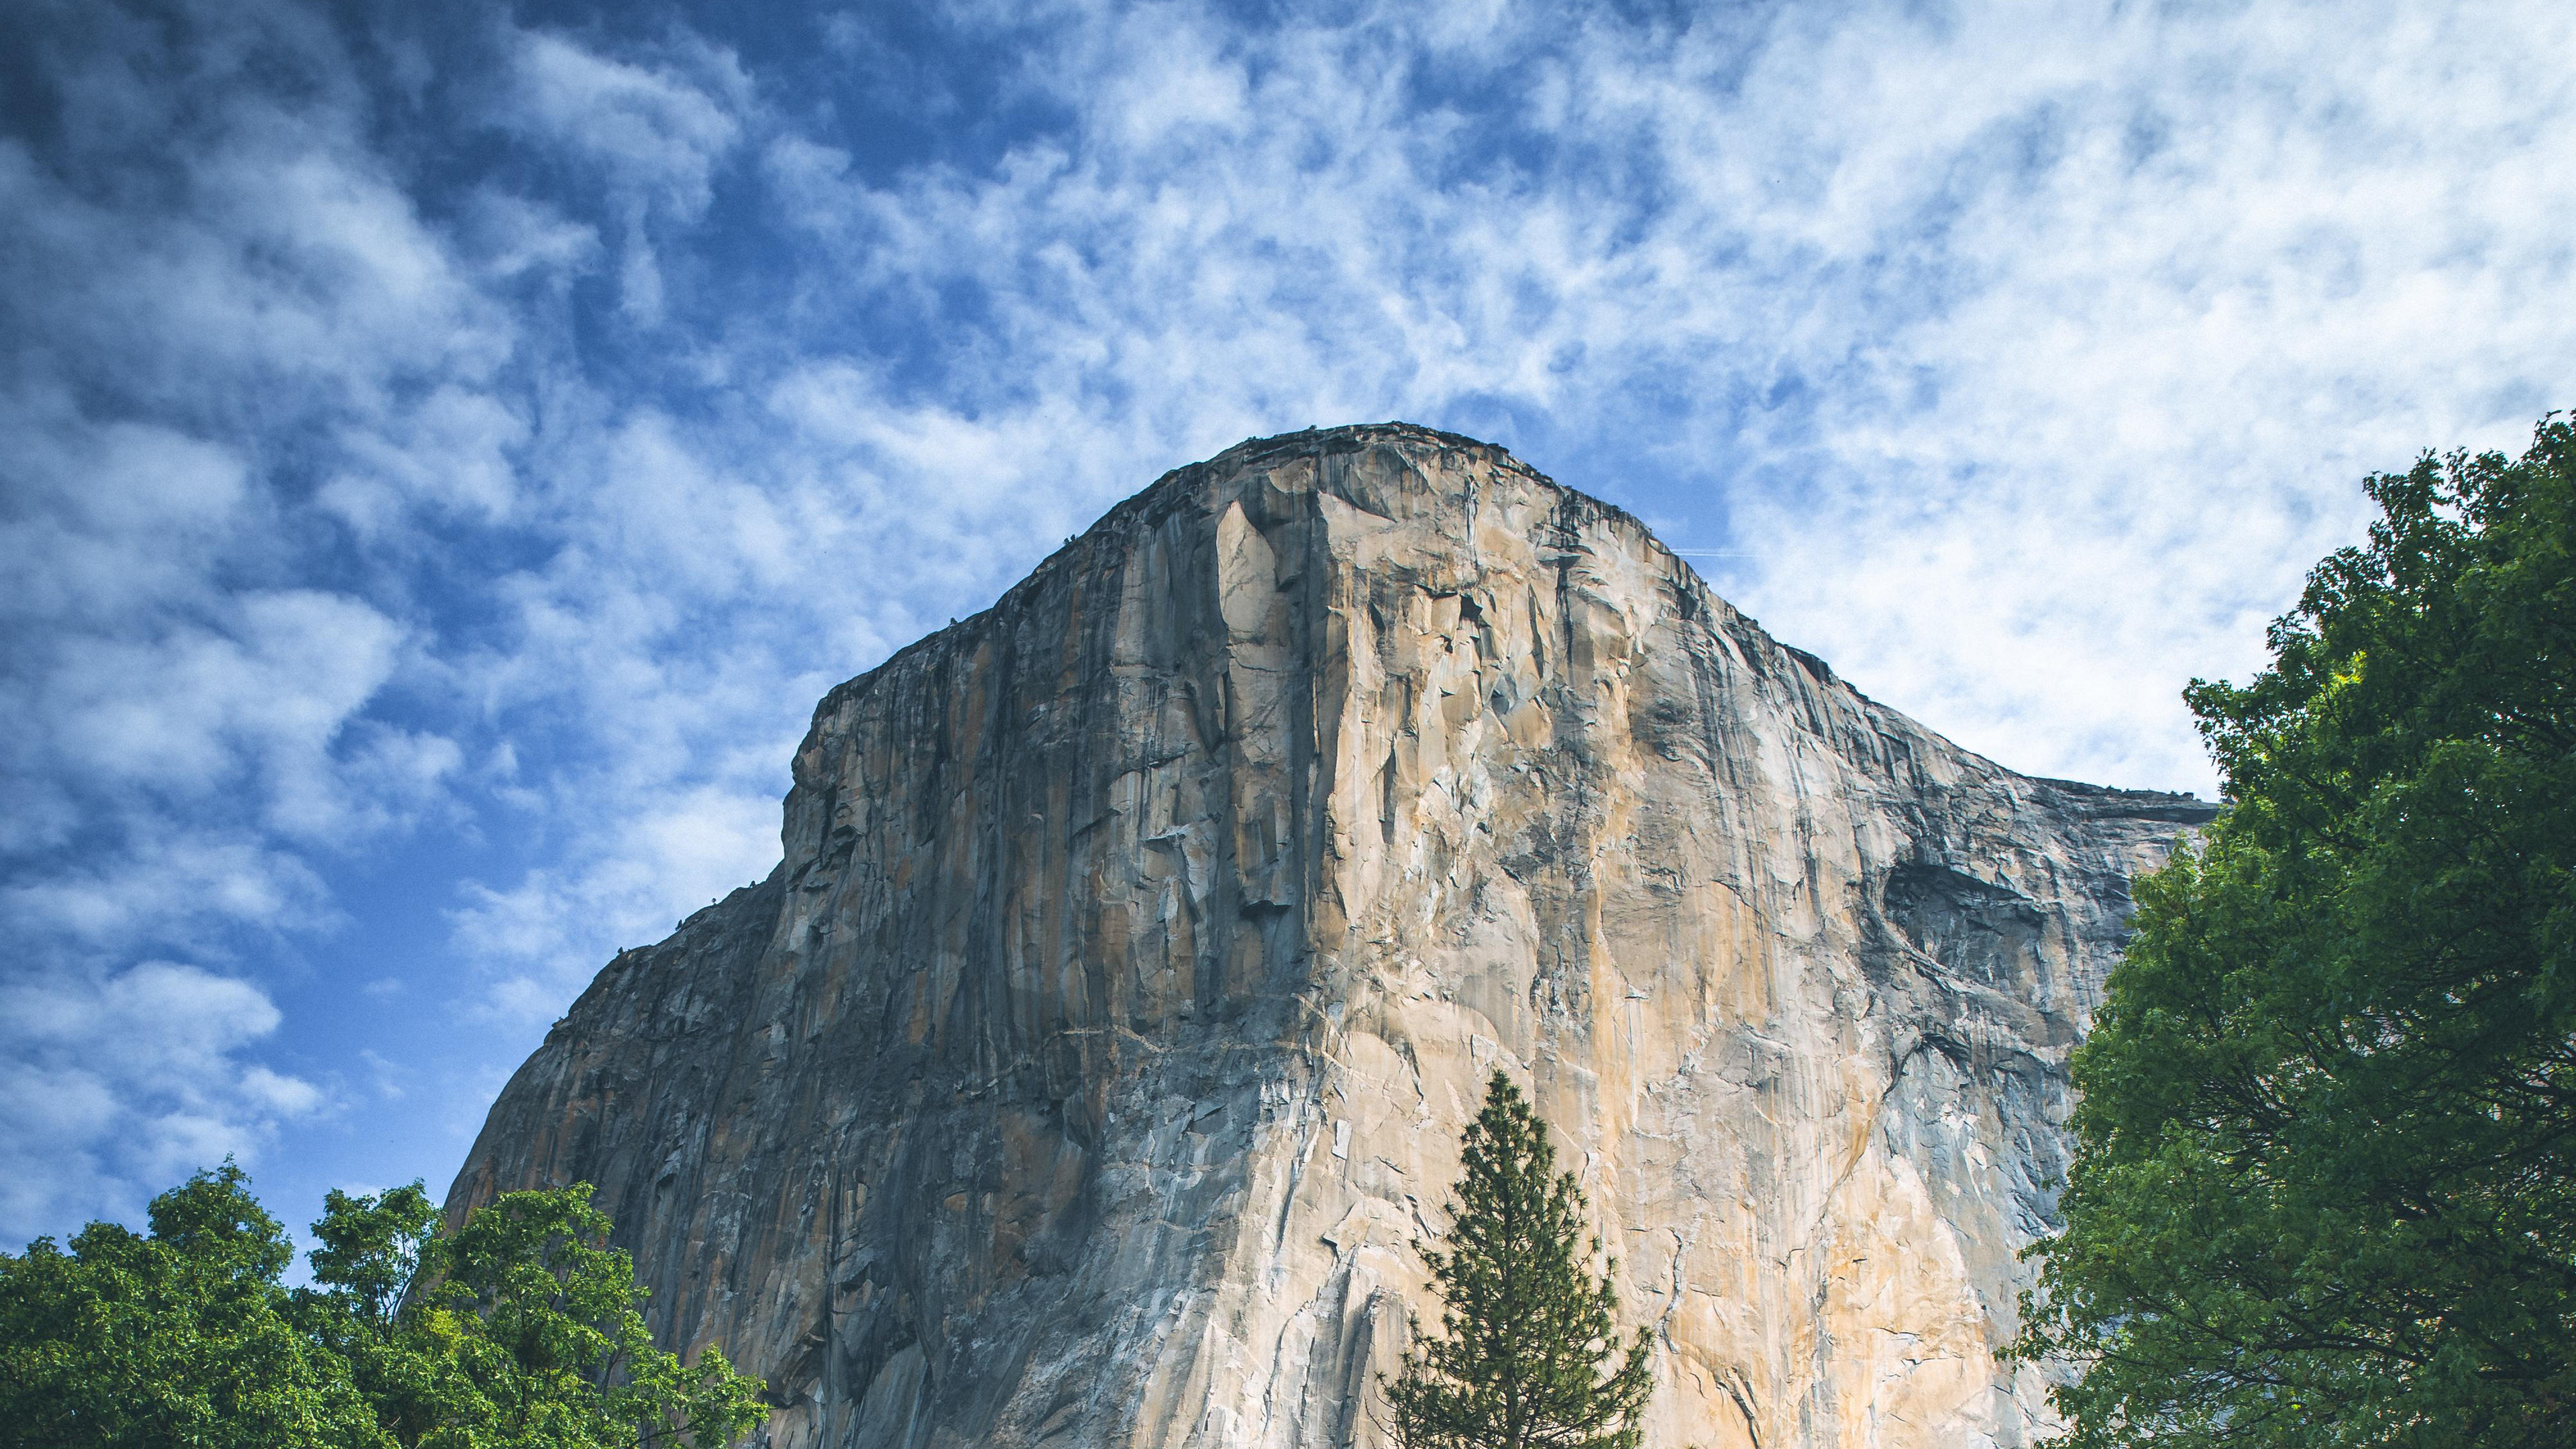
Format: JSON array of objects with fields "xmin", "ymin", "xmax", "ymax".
[{"xmin": 1385, "ymin": 1071, "xmax": 1656, "ymax": 1449}]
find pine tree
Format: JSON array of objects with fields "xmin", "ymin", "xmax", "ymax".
[{"xmin": 1384, "ymin": 1071, "xmax": 1656, "ymax": 1449}]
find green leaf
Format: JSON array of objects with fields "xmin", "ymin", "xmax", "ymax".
[{"xmin": 2015, "ymin": 413, "xmax": 2576, "ymax": 1449}]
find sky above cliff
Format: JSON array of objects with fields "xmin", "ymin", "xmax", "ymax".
[{"xmin": 3, "ymin": 0, "xmax": 2571, "ymax": 1247}]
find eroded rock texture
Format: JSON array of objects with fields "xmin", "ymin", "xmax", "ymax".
[{"xmin": 447, "ymin": 423, "xmax": 2210, "ymax": 1449}]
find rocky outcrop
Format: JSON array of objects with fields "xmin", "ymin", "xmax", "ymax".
[{"xmin": 446, "ymin": 423, "xmax": 2210, "ymax": 1449}]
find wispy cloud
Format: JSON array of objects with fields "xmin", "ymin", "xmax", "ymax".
[
  {"xmin": 500, "ymin": 27, "xmax": 750, "ymax": 324},
  {"xmin": 0, "ymin": 961, "xmax": 320, "ymax": 1234},
  {"xmin": 3, "ymin": 0, "xmax": 2569, "ymax": 1241}
]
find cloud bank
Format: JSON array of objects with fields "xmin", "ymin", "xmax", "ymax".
[{"xmin": 2, "ymin": 0, "xmax": 2569, "ymax": 1240}]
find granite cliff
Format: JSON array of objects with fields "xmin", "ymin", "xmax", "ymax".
[{"xmin": 446, "ymin": 423, "xmax": 2211, "ymax": 1449}]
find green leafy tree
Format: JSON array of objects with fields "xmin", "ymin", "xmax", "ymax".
[
  {"xmin": 402, "ymin": 1183, "xmax": 766, "ymax": 1449},
  {"xmin": 1384, "ymin": 1071, "xmax": 1656, "ymax": 1449},
  {"xmin": 295, "ymin": 1183, "xmax": 447, "ymax": 1445},
  {"xmin": 2, "ymin": 1169, "xmax": 767, "ymax": 1449},
  {"xmin": 2015, "ymin": 416, "xmax": 2576, "ymax": 1447},
  {"xmin": 0, "ymin": 1161, "xmax": 379, "ymax": 1448}
]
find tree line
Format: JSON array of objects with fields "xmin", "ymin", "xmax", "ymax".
[{"xmin": 0, "ymin": 1169, "xmax": 764, "ymax": 1448}]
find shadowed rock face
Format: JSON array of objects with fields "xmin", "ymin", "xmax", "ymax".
[{"xmin": 446, "ymin": 423, "xmax": 2210, "ymax": 1449}]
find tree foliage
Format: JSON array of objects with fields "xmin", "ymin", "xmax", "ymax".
[
  {"xmin": 0, "ymin": 1163, "xmax": 378, "ymax": 1448},
  {"xmin": 2016, "ymin": 417, "xmax": 2576, "ymax": 1447},
  {"xmin": 1385, "ymin": 1071, "xmax": 1656, "ymax": 1449},
  {"xmin": 408, "ymin": 1184, "xmax": 766, "ymax": 1448},
  {"xmin": 0, "ymin": 1166, "xmax": 767, "ymax": 1449}
]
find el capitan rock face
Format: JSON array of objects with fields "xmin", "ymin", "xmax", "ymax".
[{"xmin": 446, "ymin": 423, "xmax": 2210, "ymax": 1449}]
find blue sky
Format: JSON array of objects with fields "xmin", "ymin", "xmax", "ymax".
[{"xmin": 3, "ymin": 0, "xmax": 2569, "ymax": 1248}]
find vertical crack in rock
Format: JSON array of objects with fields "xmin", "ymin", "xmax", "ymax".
[{"xmin": 445, "ymin": 423, "xmax": 2212, "ymax": 1449}]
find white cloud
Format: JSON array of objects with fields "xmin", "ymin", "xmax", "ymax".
[
  {"xmin": 357, "ymin": 1048, "xmax": 407, "ymax": 1099},
  {"xmin": 0, "ymin": 961, "xmax": 322, "ymax": 1235},
  {"xmin": 1, "ymin": 837, "xmax": 333, "ymax": 948},
  {"xmin": 506, "ymin": 30, "xmax": 747, "ymax": 217},
  {"xmin": 501, "ymin": 27, "xmax": 751, "ymax": 323},
  {"xmin": 325, "ymin": 386, "xmax": 533, "ymax": 531},
  {"xmin": 453, "ymin": 784, "xmax": 781, "ymax": 1020}
]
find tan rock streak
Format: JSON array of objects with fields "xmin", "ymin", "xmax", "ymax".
[{"xmin": 445, "ymin": 423, "xmax": 2210, "ymax": 1449}]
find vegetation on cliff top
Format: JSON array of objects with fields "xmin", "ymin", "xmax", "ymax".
[
  {"xmin": 0, "ymin": 1165, "xmax": 765, "ymax": 1449},
  {"xmin": 2017, "ymin": 415, "xmax": 2575, "ymax": 1446}
]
